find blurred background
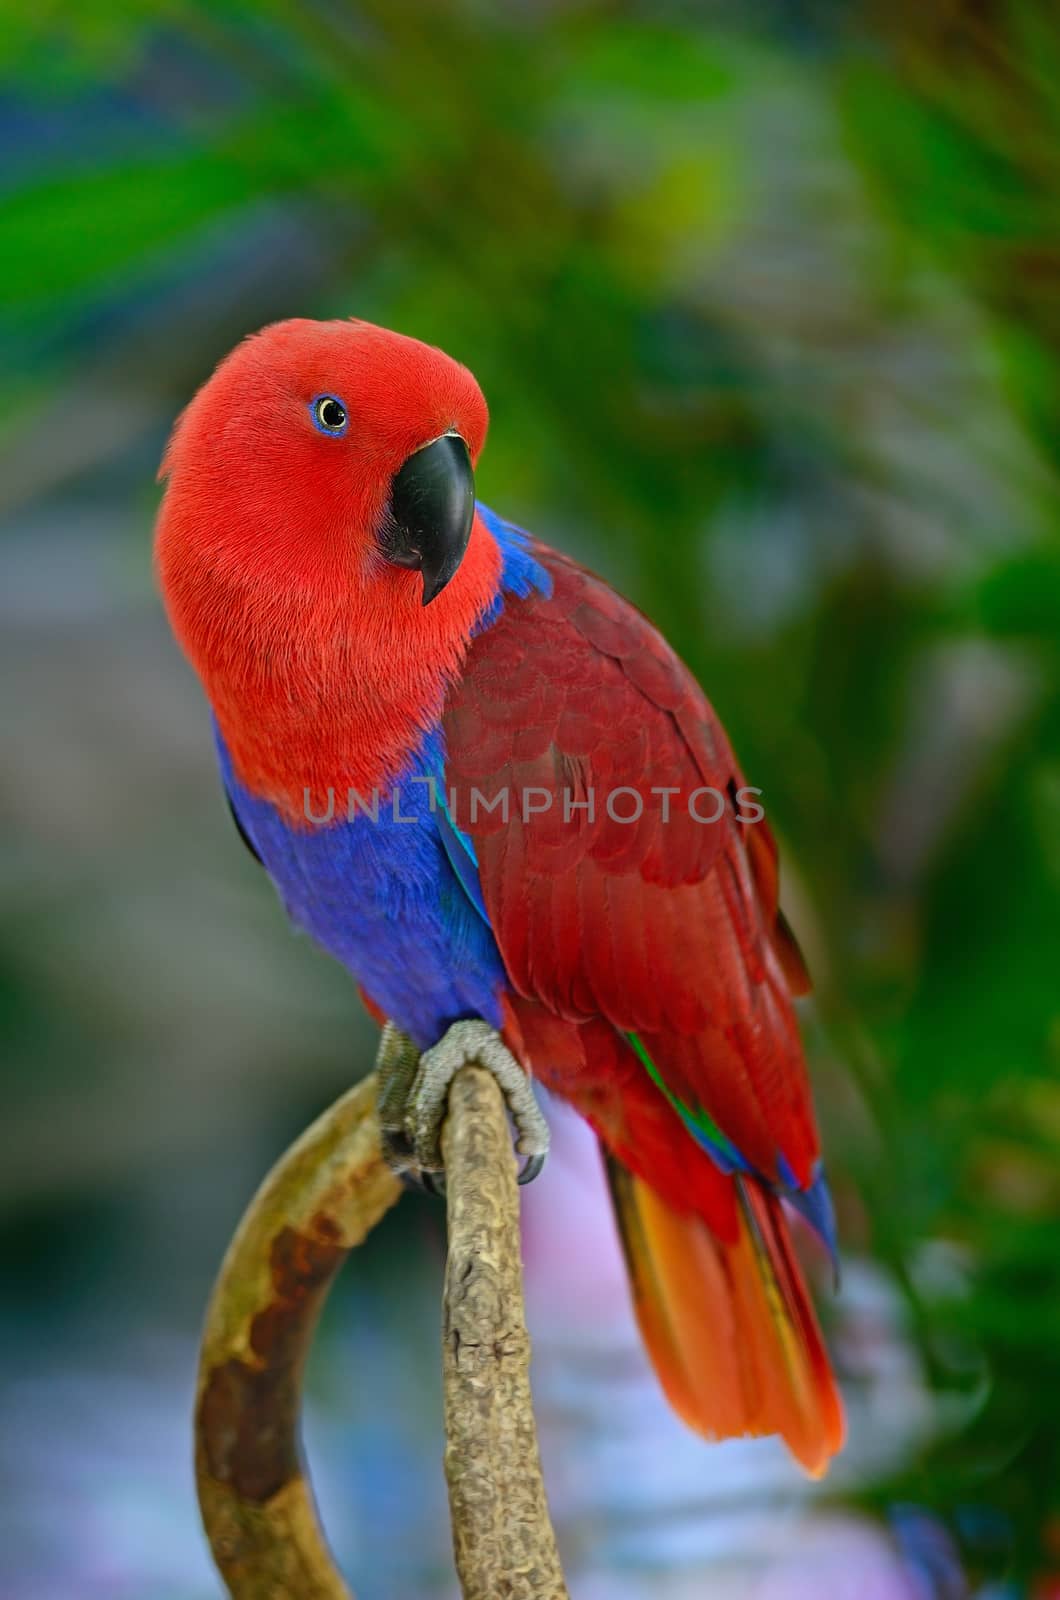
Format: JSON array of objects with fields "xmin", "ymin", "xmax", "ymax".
[{"xmin": 2, "ymin": 2, "xmax": 1059, "ymax": 1596}]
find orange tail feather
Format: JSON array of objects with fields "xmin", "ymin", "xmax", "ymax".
[{"xmin": 607, "ymin": 1158, "xmax": 845, "ymax": 1476}]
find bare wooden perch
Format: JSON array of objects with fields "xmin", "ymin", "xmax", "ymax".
[
  {"xmin": 442, "ymin": 1066, "xmax": 568, "ymax": 1600},
  {"xmin": 194, "ymin": 1064, "xmax": 568, "ymax": 1599}
]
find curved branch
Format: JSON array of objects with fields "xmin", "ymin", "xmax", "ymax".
[
  {"xmin": 194, "ymin": 1062, "xmax": 568, "ymax": 1599},
  {"xmin": 195, "ymin": 1074, "xmax": 401, "ymax": 1599}
]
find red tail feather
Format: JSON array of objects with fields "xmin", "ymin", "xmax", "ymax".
[{"xmin": 607, "ymin": 1158, "xmax": 844, "ymax": 1476}]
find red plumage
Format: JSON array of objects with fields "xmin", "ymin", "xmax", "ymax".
[
  {"xmin": 444, "ymin": 544, "xmax": 819, "ymax": 1188},
  {"xmin": 445, "ymin": 544, "xmax": 844, "ymax": 1471},
  {"xmin": 156, "ymin": 319, "xmax": 499, "ymax": 815}
]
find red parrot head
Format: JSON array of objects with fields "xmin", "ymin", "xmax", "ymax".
[
  {"xmin": 158, "ymin": 316, "xmax": 490, "ymax": 606},
  {"xmin": 155, "ymin": 317, "xmax": 501, "ymax": 808}
]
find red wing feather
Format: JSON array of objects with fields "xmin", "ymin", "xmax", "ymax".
[{"xmin": 444, "ymin": 543, "xmax": 819, "ymax": 1187}]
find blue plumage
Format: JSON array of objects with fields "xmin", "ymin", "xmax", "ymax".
[
  {"xmin": 220, "ymin": 724, "xmax": 508, "ymax": 1049},
  {"xmin": 783, "ymin": 1166, "xmax": 840, "ymax": 1282}
]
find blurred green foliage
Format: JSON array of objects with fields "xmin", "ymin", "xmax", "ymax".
[{"xmin": 2, "ymin": 0, "xmax": 1059, "ymax": 1587}]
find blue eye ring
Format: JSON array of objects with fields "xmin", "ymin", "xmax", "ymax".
[{"xmin": 310, "ymin": 394, "xmax": 348, "ymax": 436}]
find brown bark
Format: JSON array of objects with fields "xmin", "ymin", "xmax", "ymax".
[
  {"xmin": 194, "ymin": 1064, "xmax": 567, "ymax": 1599},
  {"xmin": 442, "ymin": 1066, "xmax": 569, "ymax": 1600}
]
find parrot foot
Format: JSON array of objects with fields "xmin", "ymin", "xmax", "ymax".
[
  {"xmin": 375, "ymin": 1020, "xmax": 427, "ymax": 1187},
  {"xmin": 374, "ymin": 1018, "xmax": 549, "ymax": 1194}
]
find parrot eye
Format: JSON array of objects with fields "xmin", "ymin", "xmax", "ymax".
[{"xmin": 310, "ymin": 394, "xmax": 348, "ymax": 436}]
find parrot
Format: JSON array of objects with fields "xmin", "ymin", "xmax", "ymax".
[{"xmin": 155, "ymin": 316, "xmax": 844, "ymax": 1475}]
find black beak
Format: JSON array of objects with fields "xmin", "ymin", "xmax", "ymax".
[{"xmin": 383, "ymin": 432, "xmax": 475, "ymax": 605}]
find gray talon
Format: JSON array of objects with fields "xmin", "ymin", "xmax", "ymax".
[
  {"xmin": 373, "ymin": 1018, "xmax": 550, "ymax": 1192},
  {"xmin": 395, "ymin": 1161, "xmax": 435, "ymax": 1194}
]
